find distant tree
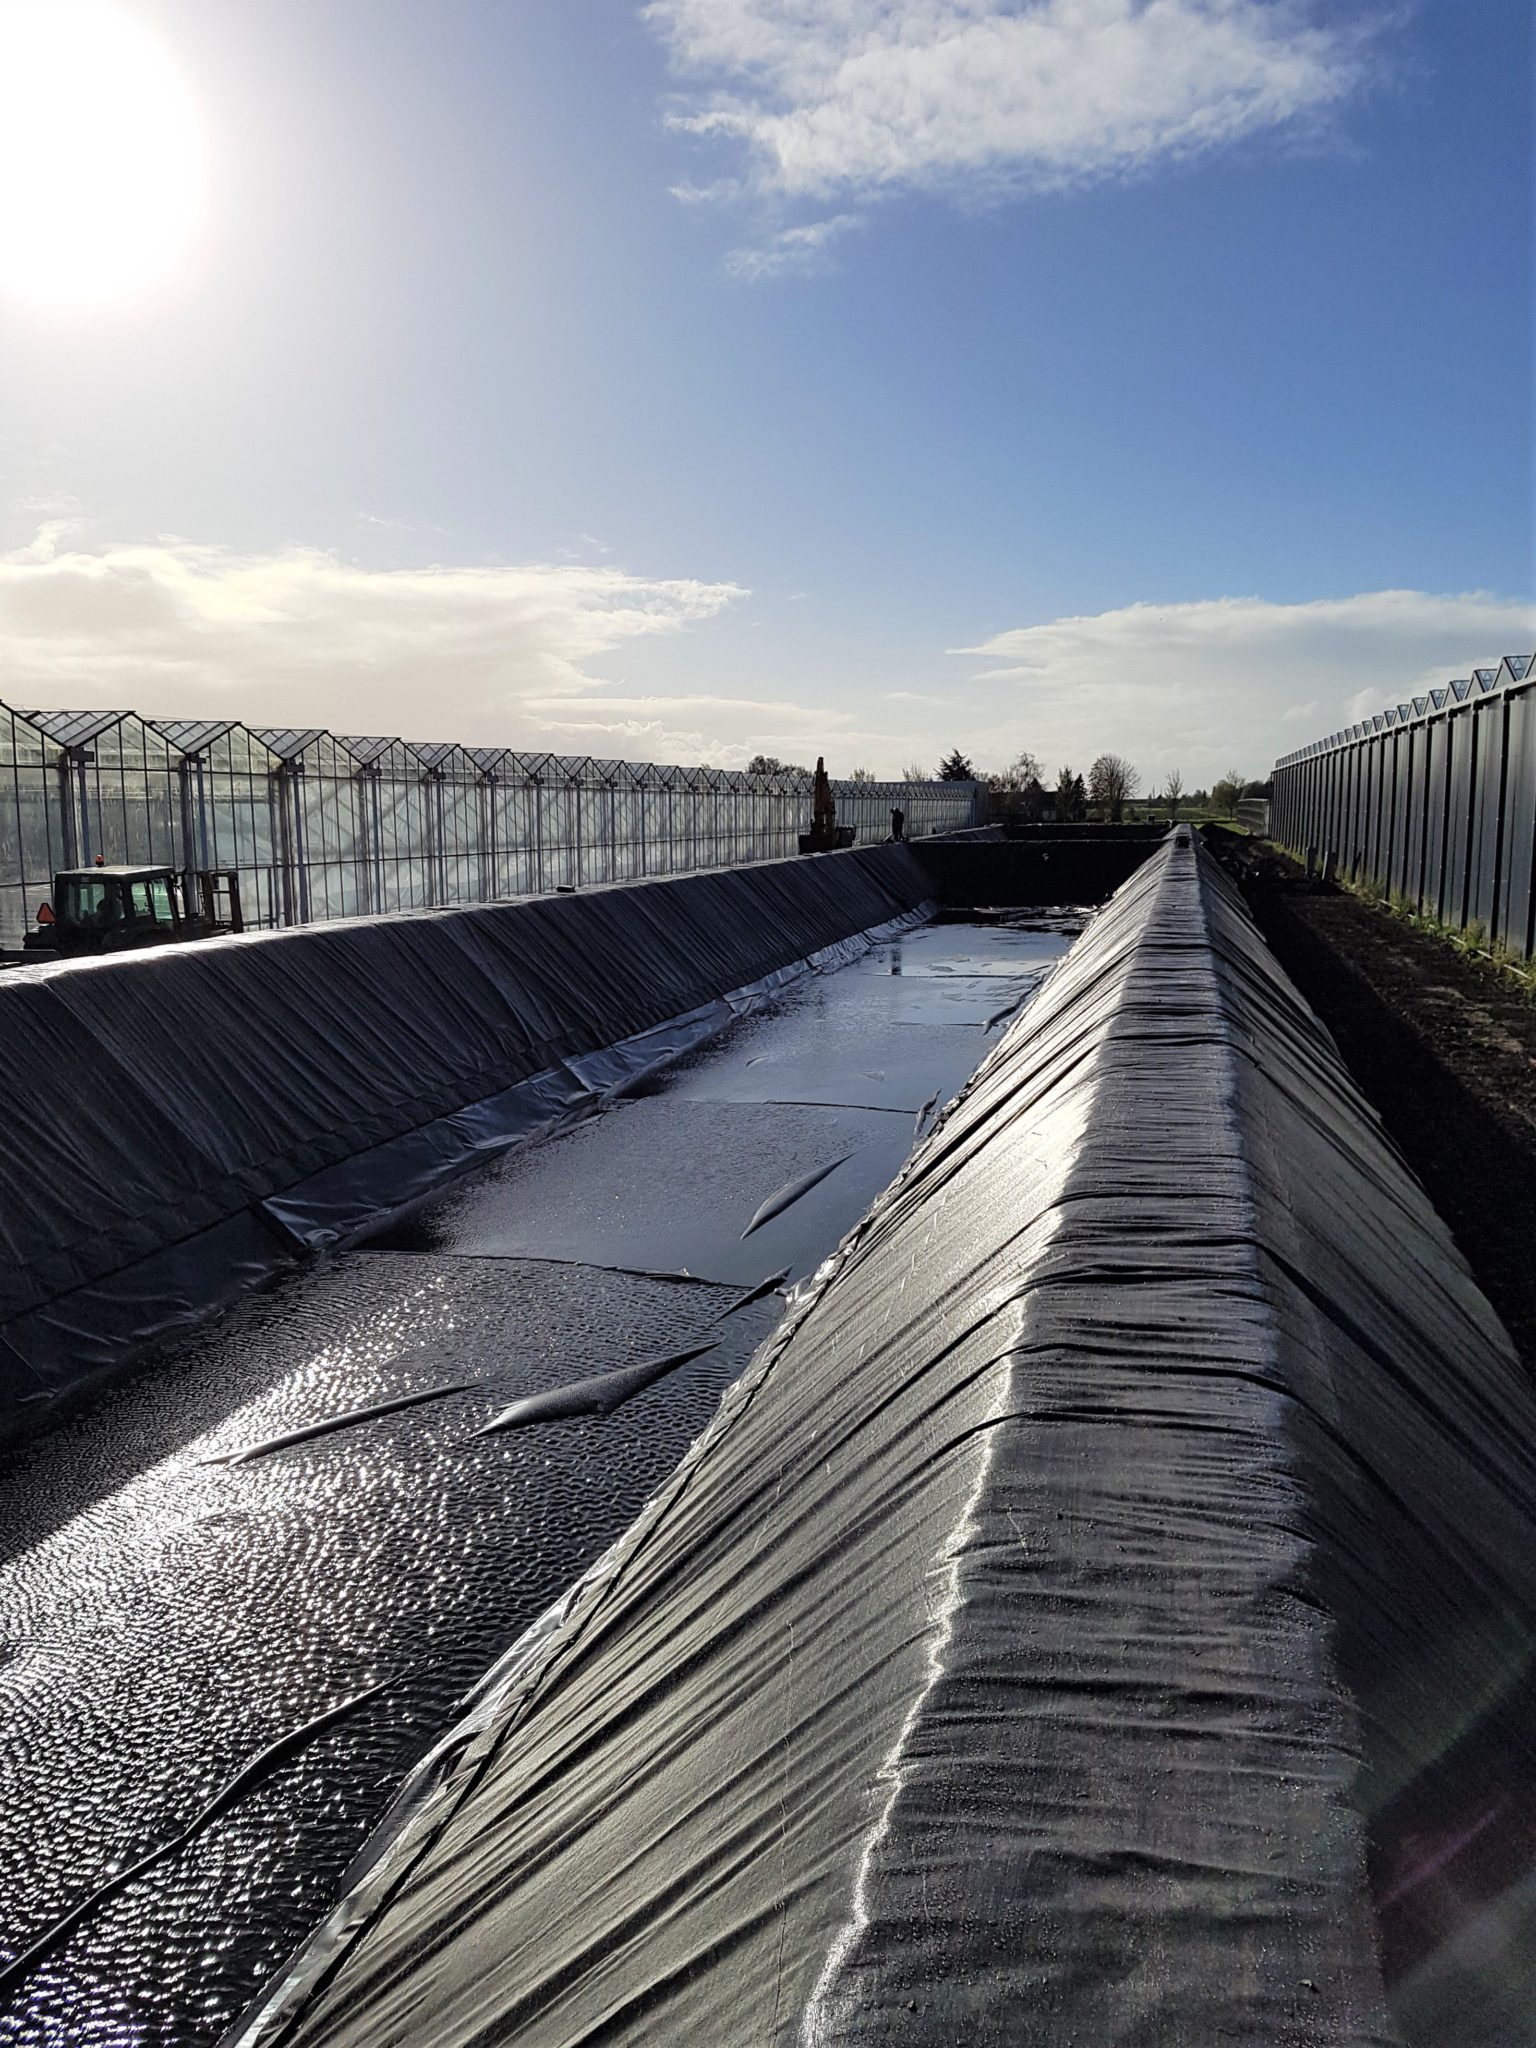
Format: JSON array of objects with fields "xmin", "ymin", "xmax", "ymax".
[
  {"xmin": 988, "ymin": 748, "xmax": 1044, "ymax": 793},
  {"xmin": 1163, "ymin": 768, "xmax": 1186, "ymax": 816},
  {"xmin": 1244, "ymin": 778, "xmax": 1272, "ymax": 798},
  {"xmin": 1088, "ymin": 753, "xmax": 1139, "ymax": 822},
  {"xmin": 937, "ymin": 748, "xmax": 977, "ymax": 781},
  {"xmin": 847, "ymin": 765, "xmax": 878, "ymax": 783},
  {"xmin": 901, "ymin": 759, "xmax": 930, "ymax": 783},
  {"xmin": 1055, "ymin": 764, "xmax": 1086, "ymax": 821},
  {"xmin": 1018, "ymin": 775, "xmax": 1048, "ymax": 822},
  {"xmin": 746, "ymin": 753, "xmax": 811, "ymax": 777},
  {"xmin": 1211, "ymin": 769, "xmax": 1248, "ymax": 816}
]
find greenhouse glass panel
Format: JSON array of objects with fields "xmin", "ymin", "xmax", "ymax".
[
  {"xmin": 0, "ymin": 703, "xmax": 62, "ymax": 950},
  {"xmin": 360, "ymin": 739, "xmax": 433, "ymax": 913},
  {"xmin": 536, "ymin": 768, "xmax": 578, "ymax": 892},
  {"xmin": 486, "ymin": 761, "xmax": 539, "ymax": 900},
  {"xmin": 162, "ymin": 723, "xmax": 284, "ymax": 930},
  {"xmin": 411, "ymin": 743, "xmax": 481, "ymax": 909},
  {"xmin": 23, "ymin": 711, "xmax": 182, "ymax": 873}
]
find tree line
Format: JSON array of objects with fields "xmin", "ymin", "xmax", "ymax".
[
  {"xmin": 926, "ymin": 749, "xmax": 1142, "ymax": 822},
  {"xmin": 744, "ymin": 752, "xmax": 1266, "ymax": 820}
]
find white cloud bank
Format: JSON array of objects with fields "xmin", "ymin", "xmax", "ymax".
[
  {"xmin": 0, "ymin": 524, "xmax": 749, "ymax": 753},
  {"xmin": 961, "ymin": 589, "xmax": 1536, "ymax": 784},
  {"xmin": 2, "ymin": 531, "xmax": 1529, "ymax": 784},
  {"xmin": 648, "ymin": 0, "xmax": 1370, "ymax": 231}
]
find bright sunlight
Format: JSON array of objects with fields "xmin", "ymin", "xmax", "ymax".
[{"xmin": 0, "ymin": 0, "xmax": 205, "ymax": 310}]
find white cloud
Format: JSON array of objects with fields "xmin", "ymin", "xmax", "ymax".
[
  {"xmin": 14, "ymin": 491, "xmax": 83, "ymax": 518},
  {"xmin": 518, "ymin": 690, "xmax": 857, "ymax": 767},
  {"xmin": 7, "ymin": 532, "xmax": 1527, "ymax": 787},
  {"xmin": 959, "ymin": 589, "xmax": 1536, "ymax": 783},
  {"xmin": 552, "ymin": 531, "xmax": 614, "ymax": 560},
  {"xmin": 0, "ymin": 527, "xmax": 745, "ymax": 749},
  {"xmin": 357, "ymin": 511, "xmax": 446, "ymax": 536},
  {"xmin": 648, "ymin": 0, "xmax": 1370, "ymax": 215},
  {"xmin": 724, "ymin": 212, "xmax": 861, "ymax": 278}
]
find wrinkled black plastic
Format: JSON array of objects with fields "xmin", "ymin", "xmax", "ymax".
[
  {"xmin": 231, "ymin": 829, "xmax": 1536, "ymax": 2048},
  {"xmin": 0, "ymin": 848, "xmax": 930, "ymax": 1414}
]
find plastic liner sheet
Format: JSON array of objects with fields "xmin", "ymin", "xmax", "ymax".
[
  {"xmin": 230, "ymin": 830, "xmax": 1536, "ymax": 2048},
  {"xmin": 910, "ymin": 829, "xmax": 1165, "ymax": 908},
  {"xmin": 0, "ymin": 847, "xmax": 933, "ymax": 1413},
  {"xmin": 258, "ymin": 921, "xmax": 910, "ymax": 1254}
]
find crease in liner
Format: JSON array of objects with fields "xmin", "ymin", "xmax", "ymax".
[
  {"xmin": 741, "ymin": 1155, "xmax": 852, "ymax": 1239},
  {"xmin": 716, "ymin": 1270, "xmax": 792, "ymax": 1323},
  {"xmin": 204, "ymin": 1383, "xmax": 476, "ymax": 1466},
  {"xmin": 0, "ymin": 1679, "xmax": 395, "ymax": 2004},
  {"xmin": 475, "ymin": 1341, "xmax": 720, "ymax": 1436}
]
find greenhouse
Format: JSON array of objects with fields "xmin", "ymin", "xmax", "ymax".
[{"xmin": 0, "ymin": 697, "xmax": 980, "ymax": 948}]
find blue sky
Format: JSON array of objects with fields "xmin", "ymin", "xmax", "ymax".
[{"xmin": 0, "ymin": 0, "xmax": 1530, "ymax": 784}]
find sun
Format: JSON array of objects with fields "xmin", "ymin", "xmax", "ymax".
[{"xmin": 0, "ymin": 0, "xmax": 206, "ymax": 310}]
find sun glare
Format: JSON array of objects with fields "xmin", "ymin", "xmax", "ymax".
[{"xmin": 0, "ymin": 0, "xmax": 206, "ymax": 310}]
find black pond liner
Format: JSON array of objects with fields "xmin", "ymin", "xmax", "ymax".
[
  {"xmin": 228, "ymin": 830, "xmax": 1536, "ymax": 2048},
  {"xmin": 0, "ymin": 847, "xmax": 935, "ymax": 1420}
]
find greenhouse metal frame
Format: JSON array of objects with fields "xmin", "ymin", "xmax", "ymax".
[{"xmin": 0, "ymin": 698, "xmax": 981, "ymax": 947}]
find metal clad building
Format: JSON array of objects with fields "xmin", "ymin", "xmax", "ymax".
[{"xmin": 1271, "ymin": 653, "xmax": 1536, "ymax": 958}]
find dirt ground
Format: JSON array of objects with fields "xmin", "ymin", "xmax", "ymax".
[{"xmin": 1218, "ymin": 843, "xmax": 1536, "ymax": 1371}]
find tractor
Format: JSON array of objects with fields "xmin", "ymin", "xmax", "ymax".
[{"xmin": 7, "ymin": 864, "xmax": 244, "ymax": 962}]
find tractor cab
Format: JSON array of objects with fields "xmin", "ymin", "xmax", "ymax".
[
  {"xmin": 27, "ymin": 866, "xmax": 186, "ymax": 956},
  {"xmin": 17, "ymin": 865, "xmax": 243, "ymax": 959}
]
